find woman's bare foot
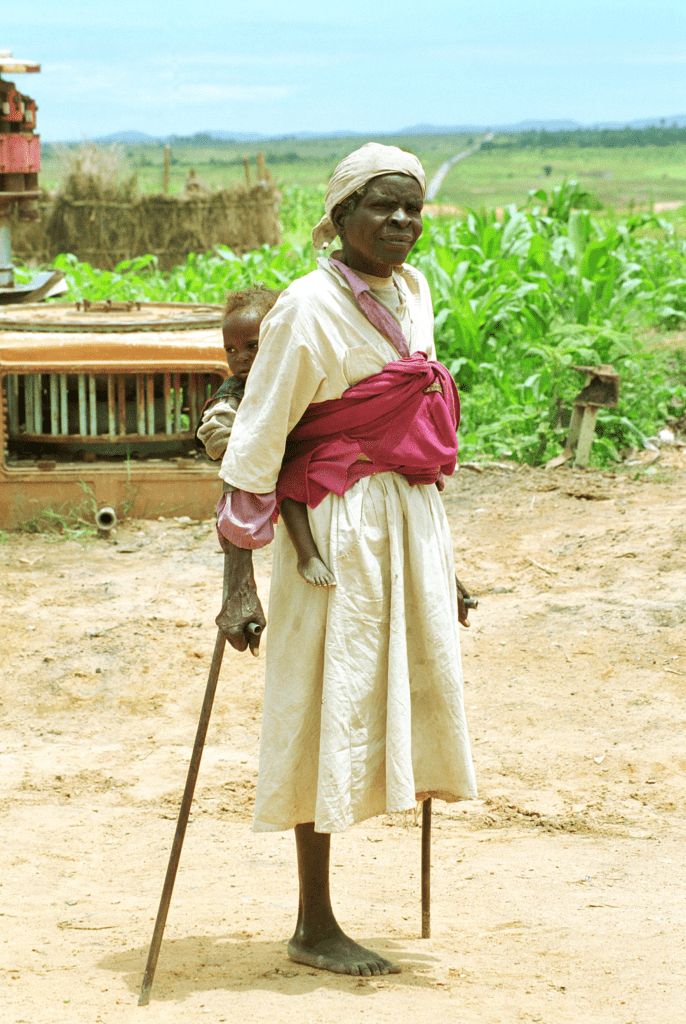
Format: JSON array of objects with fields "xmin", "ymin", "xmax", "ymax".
[
  {"xmin": 288, "ymin": 924, "xmax": 400, "ymax": 976},
  {"xmin": 297, "ymin": 556, "xmax": 336, "ymax": 587},
  {"xmin": 290, "ymin": 821, "xmax": 395, "ymax": 977}
]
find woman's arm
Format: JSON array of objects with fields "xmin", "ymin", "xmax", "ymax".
[
  {"xmin": 216, "ymin": 541, "xmax": 266, "ymax": 653},
  {"xmin": 215, "ymin": 294, "xmax": 327, "ymax": 638}
]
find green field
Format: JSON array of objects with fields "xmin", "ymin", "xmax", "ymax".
[
  {"xmin": 25, "ymin": 130, "xmax": 686, "ymax": 471},
  {"xmin": 40, "ymin": 132, "xmax": 472, "ymax": 198},
  {"xmin": 435, "ymin": 143, "xmax": 686, "ymax": 211},
  {"xmin": 22, "ymin": 178, "xmax": 686, "ymax": 470},
  {"xmin": 41, "ymin": 132, "xmax": 686, "ymax": 218}
]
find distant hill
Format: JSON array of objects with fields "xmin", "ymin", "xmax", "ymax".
[
  {"xmin": 400, "ymin": 116, "xmax": 686, "ymax": 134},
  {"xmin": 80, "ymin": 116, "xmax": 686, "ymax": 146},
  {"xmin": 95, "ymin": 129, "xmax": 269, "ymax": 144},
  {"xmin": 205, "ymin": 115, "xmax": 686, "ymax": 138},
  {"xmin": 95, "ymin": 130, "xmax": 159, "ymax": 144},
  {"xmin": 596, "ymin": 115, "xmax": 686, "ymax": 129},
  {"xmin": 189, "ymin": 130, "xmax": 268, "ymax": 142},
  {"xmin": 401, "ymin": 120, "xmax": 583, "ymax": 135}
]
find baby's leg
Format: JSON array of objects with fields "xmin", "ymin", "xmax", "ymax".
[{"xmin": 280, "ymin": 498, "xmax": 336, "ymax": 587}]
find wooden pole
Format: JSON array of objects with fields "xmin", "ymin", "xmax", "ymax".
[
  {"xmin": 421, "ymin": 798, "xmax": 432, "ymax": 938},
  {"xmin": 574, "ymin": 405, "xmax": 600, "ymax": 468},
  {"xmin": 138, "ymin": 626, "xmax": 227, "ymax": 1005},
  {"xmin": 163, "ymin": 145, "xmax": 170, "ymax": 195},
  {"xmin": 256, "ymin": 151, "xmax": 266, "ymax": 183},
  {"xmin": 138, "ymin": 560, "xmax": 262, "ymax": 1006},
  {"xmin": 243, "ymin": 155, "xmax": 251, "ymax": 188},
  {"xmin": 564, "ymin": 404, "xmax": 583, "ymax": 454}
]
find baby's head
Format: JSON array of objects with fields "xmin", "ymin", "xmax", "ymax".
[{"xmin": 222, "ymin": 287, "xmax": 282, "ymax": 381}]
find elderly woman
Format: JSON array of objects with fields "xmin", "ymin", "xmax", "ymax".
[{"xmin": 216, "ymin": 143, "xmax": 477, "ymax": 976}]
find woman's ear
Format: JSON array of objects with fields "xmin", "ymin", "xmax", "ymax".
[{"xmin": 331, "ymin": 203, "xmax": 346, "ymax": 240}]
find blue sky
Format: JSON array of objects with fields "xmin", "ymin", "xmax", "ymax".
[{"xmin": 3, "ymin": 1, "xmax": 685, "ymax": 140}]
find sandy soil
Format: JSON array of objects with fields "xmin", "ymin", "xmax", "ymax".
[{"xmin": 1, "ymin": 453, "xmax": 685, "ymax": 1024}]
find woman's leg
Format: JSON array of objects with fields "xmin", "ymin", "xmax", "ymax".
[
  {"xmin": 280, "ymin": 498, "xmax": 336, "ymax": 587},
  {"xmin": 287, "ymin": 822, "xmax": 401, "ymax": 976}
]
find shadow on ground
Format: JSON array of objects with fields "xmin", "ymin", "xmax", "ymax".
[{"xmin": 98, "ymin": 933, "xmax": 441, "ymax": 1002}]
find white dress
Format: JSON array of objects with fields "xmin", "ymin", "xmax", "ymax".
[{"xmin": 220, "ymin": 258, "xmax": 477, "ymax": 833}]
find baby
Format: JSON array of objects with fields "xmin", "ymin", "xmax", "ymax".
[{"xmin": 197, "ymin": 287, "xmax": 336, "ymax": 588}]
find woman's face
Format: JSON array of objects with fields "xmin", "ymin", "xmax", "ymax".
[
  {"xmin": 222, "ymin": 308, "xmax": 261, "ymax": 380},
  {"xmin": 333, "ymin": 173, "xmax": 423, "ymax": 277}
]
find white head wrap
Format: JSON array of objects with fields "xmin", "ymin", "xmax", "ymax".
[{"xmin": 311, "ymin": 142, "xmax": 426, "ymax": 250}]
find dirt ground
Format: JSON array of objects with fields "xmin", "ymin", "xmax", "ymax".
[{"xmin": 1, "ymin": 454, "xmax": 685, "ymax": 1024}]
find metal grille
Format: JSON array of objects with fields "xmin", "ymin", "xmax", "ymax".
[{"xmin": 3, "ymin": 371, "xmax": 223, "ymax": 441}]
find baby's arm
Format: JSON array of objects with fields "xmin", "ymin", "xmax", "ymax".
[
  {"xmin": 196, "ymin": 395, "xmax": 239, "ymax": 460},
  {"xmin": 280, "ymin": 497, "xmax": 336, "ymax": 588}
]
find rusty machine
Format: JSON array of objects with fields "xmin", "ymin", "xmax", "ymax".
[
  {"xmin": 0, "ymin": 301, "xmax": 228, "ymax": 527},
  {"xmin": 0, "ymin": 48, "xmax": 232, "ymax": 526},
  {"xmin": 0, "ymin": 49, "xmax": 232, "ymax": 526},
  {"xmin": 0, "ymin": 49, "xmax": 63, "ymax": 303}
]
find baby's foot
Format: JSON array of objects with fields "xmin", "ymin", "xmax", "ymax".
[{"xmin": 297, "ymin": 556, "xmax": 337, "ymax": 587}]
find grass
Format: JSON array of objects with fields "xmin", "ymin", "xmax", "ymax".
[
  {"xmin": 20, "ymin": 502, "xmax": 99, "ymax": 540},
  {"xmin": 424, "ymin": 188, "xmax": 686, "ymax": 463},
  {"xmin": 40, "ymin": 134, "xmax": 686, "ymax": 217},
  {"xmin": 18, "ymin": 483, "xmax": 101, "ymax": 540},
  {"xmin": 34, "ymin": 240, "xmax": 317, "ymax": 305},
  {"xmin": 434, "ymin": 143, "xmax": 686, "ymax": 212},
  {"xmin": 39, "ymin": 133, "xmax": 481, "ymax": 200}
]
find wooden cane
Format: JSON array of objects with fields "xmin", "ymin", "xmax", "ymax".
[
  {"xmin": 138, "ymin": 556, "xmax": 261, "ymax": 1006},
  {"xmin": 421, "ymin": 797, "xmax": 431, "ymax": 938}
]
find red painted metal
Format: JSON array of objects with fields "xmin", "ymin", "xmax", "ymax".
[
  {"xmin": 0, "ymin": 56, "xmax": 42, "ymax": 290},
  {"xmin": 1, "ymin": 133, "xmax": 39, "ymax": 174},
  {"xmin": 1, "ymin": 64, "xmax": 41, "ymax": 198},
  {"xmin": 2, "ymin": 84, "xmax": 23, "ymax": 121}
]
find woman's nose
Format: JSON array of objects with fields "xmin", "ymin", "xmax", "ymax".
[{"xmin": 389, "ymin": 205, "xmax": 411, "ymax": 226}]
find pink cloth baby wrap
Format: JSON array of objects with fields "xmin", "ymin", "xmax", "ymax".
[
  {"xmin": 216, "ymin": 257, "xmax": 460, "ymax": 550},
  {"xmin": 276, "ymin": 351, "xmax": 459, "ymax": 510}
]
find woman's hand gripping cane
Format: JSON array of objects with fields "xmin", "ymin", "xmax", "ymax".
[
  {"xmin": 455, "ymin": 575, "xmax": 478, "ymax": 628},
  {"xmin": 216, "ymin": 542, "xmax": 266, "ymax": 656}
]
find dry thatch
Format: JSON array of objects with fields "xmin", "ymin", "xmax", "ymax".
[
  {"xmin": 55, "ymin": 142, "xmax": 138, "ymax": 202},
  {"xmin": 12, "ymin": 145, "xmax": 281, "ymax": 270}
]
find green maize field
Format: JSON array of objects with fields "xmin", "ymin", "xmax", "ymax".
[{"xmin": 16, "ymin": 173, "xmax": 686, "ymax": 468}]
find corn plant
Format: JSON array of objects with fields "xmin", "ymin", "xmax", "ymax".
[{"xmin": 14, "ymin": 179, "xmax": 686, "ymax": 466}]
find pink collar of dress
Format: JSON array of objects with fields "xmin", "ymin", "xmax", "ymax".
[{"xmin": 328, "ymin": 257, "xmax": 411, "ymax": 359}]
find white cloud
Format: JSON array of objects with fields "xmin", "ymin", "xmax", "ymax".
[{"xmin": 40, "ymin": 63, "xmax": 296, "ymax": 108}]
